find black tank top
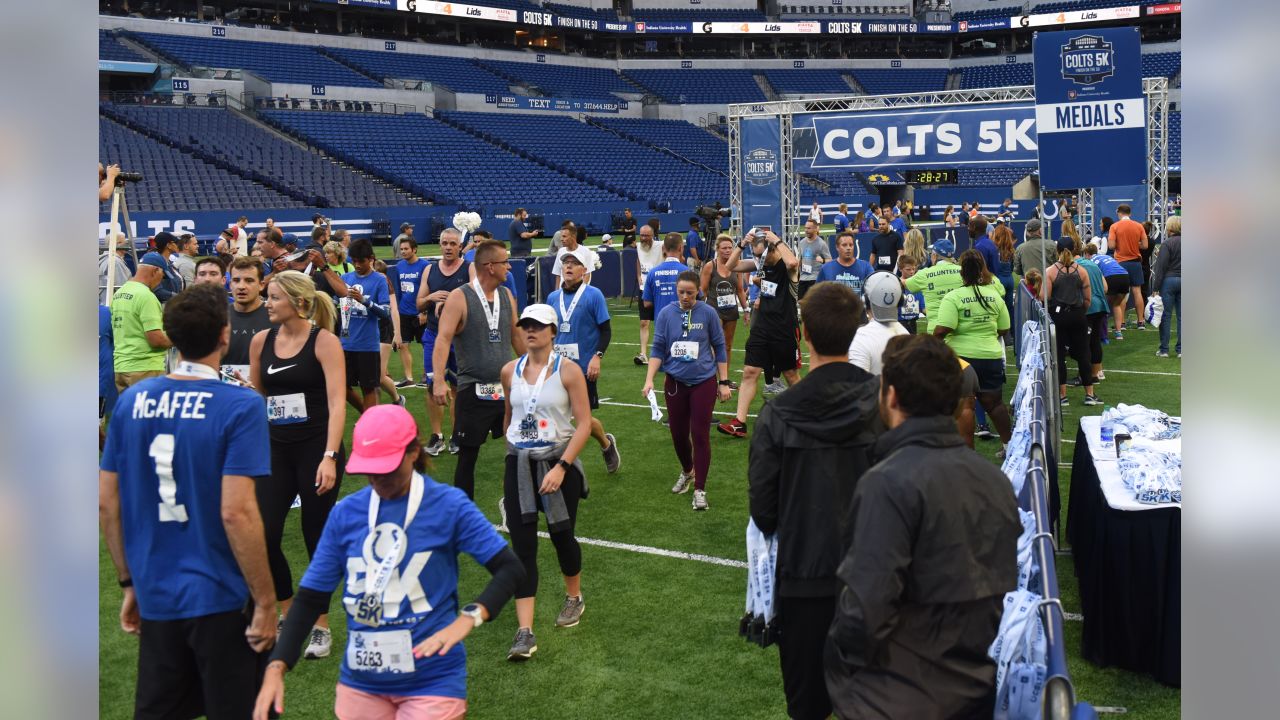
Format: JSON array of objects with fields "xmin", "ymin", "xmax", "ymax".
[
  {"xmin": 1049, "ymin": 262, "xmax": 1086, "ymax": 310},
  {"xmin": 260, "ymin": 326, "xmax": 329, "ymax": 442},
  {"xmin": 424, "ymin": 260, "xmax": 471, "ymax": 334},
  {"xmin": 711, "ymin": 263, "xmax": 739, "ymax": 321}
]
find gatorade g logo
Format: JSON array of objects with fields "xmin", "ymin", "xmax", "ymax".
[
  {"xmin": 406, "ymin": 0, "xmax": 416, "ymax": 10},
  {"xmin": 348, "ymin": 523, "xmax": 433, "ymax": 614},
  {"xmin": 1060, "ymin": 35, "xmax": 1115, "ymax": 86},
  {"xmin": 703, "ymin": 22, "xmax": 713, "ymax": 33},
  {"xmin": 744, "ymin": 148, "xmax": 779, "ymax": 187}
]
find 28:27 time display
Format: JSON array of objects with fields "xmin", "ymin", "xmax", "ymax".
[{"xmin": 906, "ymin": 169, "xmax": 958, "ymax": 185}]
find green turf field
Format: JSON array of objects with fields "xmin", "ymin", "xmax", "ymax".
[{"xmin": 99, "ymin": 237, "xmax": 1181, "ymax": 718}]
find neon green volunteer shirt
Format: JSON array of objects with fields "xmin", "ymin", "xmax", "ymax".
[
  {"xmin": 111, "ymin": 280, "xmax": 167, "ymax": 372},
  {"xmin": 904, "ymin": 259, "xmax": 963, "ymax": 333},
  {"xmin": 935, "ymin": 283, "xmax": 1011, "ymax": 360}
]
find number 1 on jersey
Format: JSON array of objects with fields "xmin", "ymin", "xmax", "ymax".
[{"xmin": 150, "ymin": 434, "xmax": 189, "ymax": 523}]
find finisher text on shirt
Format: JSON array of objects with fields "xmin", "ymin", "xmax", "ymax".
[{"xmin": 132, "ymin": 390, "xmax": 213, "ymax": 419}]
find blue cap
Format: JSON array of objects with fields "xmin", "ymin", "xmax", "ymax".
[
  {"xmin": 139, "ymin": 252, "xmax": 169, "ymax": 269},
  {"xmin": 929, "ymin": 238, "xmax": 956, "ymax": 258},
  {"xmin": 282, "ymin": 232, "xmax": 298, "ymax": 246}
]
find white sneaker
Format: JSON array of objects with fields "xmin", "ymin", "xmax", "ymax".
[
  {"xmin": 304, "ymin": 627, "xmax": 331, "ymax": 659},
  {"xmin": 692, "ymin": 489, "xmax": 708, "ymax": 511},
  {"xmin": 671, "ymin": 472, "xmax": 695, "ymax": 495}
]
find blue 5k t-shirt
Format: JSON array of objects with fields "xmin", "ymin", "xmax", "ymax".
[
  {"xmin": 340, "ymin": 270, "xmax": 392, "ymax": 353},
  {"xmin": 642, "ymin": 258, "xmax": 688, "ymax": 319},
  {"xmin": 547, "ymin": 283, "xmax": 611, "ymax": 373},
  {"xmin": 300, "ymin": 477, "xmax": 508, "ymax": 698},
  {"xmin": 100, "ymin": 377, "xmax": 271, "ymax": 621},
  {"xmin": 394, "ymin": 258, "xmax": 430, "ymax": 316},
  {"xmin": 817, "ymin": 258, "xmax": 874, "ymax": 294}
]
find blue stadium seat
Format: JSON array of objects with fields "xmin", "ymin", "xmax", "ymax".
[
  {"xmin": 323, "ymin": 49, "xmax": 511, "ymax": 95},
  {"xmin": 951, "ymin": 6, "xmax": 1019, "ymax": 22},
  {"xmin": 959, "ymin": 63, "xmax": 1033, "ymax": 89},
  {"xmin": 100, "ymin": 30, "xmax": 147, "ymax": 63},
  {"xmin": 623, "ymin": 69, "xmax": 765, "ymax": 104},
  {"xmin": 475, "ymin": 60, "xmax": 643, "ymax": 99},
  {"xmin": 762, "ymin": 70, "xmax": 854, "ymax": 95},
  {"xmin": 588, "ymin": 117, "xmax": 728, "ymax": 173},
  {"xmin": 850, "ymin": 69, "xmax": 949, "ymax": 95},
  {"xmin": 127, "ymin": 32, "xmax": 382, "ymax": 88}
]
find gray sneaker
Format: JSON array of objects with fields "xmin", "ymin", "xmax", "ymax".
[
  {"xmin": 507, "ymin": 628, "xmax": 537, "ymax": 661},
  {"xmin": 692, "ymin": 489, "xmax": 709, "ymax": 511},
  {"xmin": 763, "ymin": 381, "xmax": 786, "ymax": 395},
  {"xmin": 602, "ymin": 433, "xmax": 621, "ymax": 474},
  {"xmin": 448, "ymin": 438, "xmax": 460, "ymax": 454},
  {"xmin": 424, "ymin": 434, "xmax": 445, "ymax": 457},
  {"xmin": 555, "ymin": 595, "xmax": 585, "ymax": 627},
  {"xmin": 671, "ymin": 471, "xmax": 695, "ymax": 495},
  {"xmin": 303, "ymin": 627, "xmax": 331, "ymax": 659}
]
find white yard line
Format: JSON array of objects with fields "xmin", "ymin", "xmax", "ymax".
[{"xmin": 494, "ymin": 525, "xmax": 747, "ymax": 569}]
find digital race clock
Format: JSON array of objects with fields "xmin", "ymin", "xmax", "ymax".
[{"xmin": 905, "ymin": 169, "xmax": 958, "ymax": 185}]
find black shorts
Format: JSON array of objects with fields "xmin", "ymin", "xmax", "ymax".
[
  {"xmin": 1104, "ymin": 274, "xmax": 1130, "ymax": 297},
  {"xmin": 797, "ymin": 280, "xmax": 815, "ymax": 300},
  {"xmin": 639, "ymin": 302, "xmax": 654, "ymax": 321},
  {"xmin": 398, "ymin": 313, "xmax": 421, "ymax": 343},
  {"xmin": 586, "ymin": 377, "xmax": 599, "ymax": 410},
  {"xmin": 344, "ymin": 350, "xmax": 381, "ymax": 391},
  {"xmin": 453, "ymin": 382, "xmax": 506, "ymax": 447},
  {"xmin": 962, "ymin": 356, "xmax": 1006, "ymax": 393},
  {"xmin": 744, "ymin": 328, "xmax": 800, "ymax": 378},
  {"xmin": 378, "ymin": 317, "xmax": 394, "ymax": 345},
  {"xmin": 135, "ymin": 608, "xmax": 265, "ymax": 720}
]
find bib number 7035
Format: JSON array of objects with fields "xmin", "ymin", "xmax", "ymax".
[{"xmin": 150, "ymin": 434, "xmax": 189, "ymax": 523}]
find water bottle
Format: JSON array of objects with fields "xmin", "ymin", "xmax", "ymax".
[{"xmin": 1099, "ymin": 405, "xmax": 1115, "ymax": 445}]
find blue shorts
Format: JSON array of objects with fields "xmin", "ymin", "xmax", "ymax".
[
  {"xmin": 1121, "ymin": 260, "xmax": 1144, "ymax": 286},
  {"xmin": 421, "ymin": 327, "xmax": 457, "ymax": 387}
]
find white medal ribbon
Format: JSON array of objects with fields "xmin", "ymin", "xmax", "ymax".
[
  {"xmin": 363, "ymin": 473, "xmax": 425, "ymax": 608},
  {"xmin": 470, "ymin": 278, "xmax": 501, "ymax": 337},
  {"xmin": 557, "ymin": 283, "xmax": 585, "ymax": 335},
  {"xmin": 173, "ymin": 360, "xmax": 220, "ymax": 381},
  {"xmin": 515, "ymin": 355, "xmax": 558, "ymax": 438}
]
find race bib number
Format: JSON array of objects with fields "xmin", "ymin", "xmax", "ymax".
[
  {"xmin": 221, "ymin": 364, "xmax": 249, "ymax": 385},
  {"xmin": 554, "ymin": 343, "xmax": 579, "ymax": 360},
  {"xmin": 670, "ymin": 341, "xmax": 700, "ymax": 361},
  {"xmin": 716, "ymin": 294, "xmax": 736, "ymax": 309},
  {"xmin": 760, "ymin": 280, "xmax": 778, "ymax": 298},
  {"xmin": 399, "ymin": 281, "xmax": 414, "ymax": 295},
  {"xmin": 347, "ymin": 630, "xmax": 414, "ymax": 675},
  {"xmin": 476, "ymin": 383, "xmax": 504, "ymax": 401},
  {"xmin": 878, "ymin": 256, "xmax": 892, "ymax": 267},
  {"xmin": 266, "ymin": 393, "xmax": 307, "ymax": 425},
  {"xmin": 802, "ymin": 264, "xmax": 813, "ymax": 275}
]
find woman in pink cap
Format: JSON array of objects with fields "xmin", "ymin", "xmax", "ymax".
[
  {"xmin": 499, "ymin": 303, "xmax": 595, "ymax": 662},
  {"xmin": 255, "ymin": 404, "xmax": 523, "ymax": 720}
]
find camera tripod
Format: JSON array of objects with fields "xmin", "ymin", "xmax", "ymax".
[{"xmin": 102, "ymin": 183, "xmax": 141, "ymax": 308}]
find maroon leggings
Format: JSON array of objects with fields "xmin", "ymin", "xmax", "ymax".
[{"xmin": 664, "ymin": 375, "xmax": 716, "ymax": 490}]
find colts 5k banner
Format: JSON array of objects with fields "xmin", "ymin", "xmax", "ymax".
[{"xmin": 740, "ymin": 117, "xmax": 783, "ymax": 235}]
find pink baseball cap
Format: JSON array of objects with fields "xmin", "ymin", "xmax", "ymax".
[{"xmin": 345, "ymin": 404, "xmax": 419, "ymax": 475}]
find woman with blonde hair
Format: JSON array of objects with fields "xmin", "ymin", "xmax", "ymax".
[
  {"xmin": 249, "ymin": 270, "xmax": 348, "ymax": 660},
  {"xmin": 323, "ymin": 241, "xmax": 353, "ymax": 275},
  {"xmin": 1061, "ymin": 216, "xmax": 1082, "ymax": 245},
  {"xmin": 902, "ymin": 228, "xmax": 928, "ymax": 271}
]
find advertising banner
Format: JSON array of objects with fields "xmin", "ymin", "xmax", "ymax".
[
  {"xmin": 739, "ymin": 117, "xmax": 783, "ymax": 236},
  {"xmin": 1015, "ymin": 5, "xmax": 1141, "ymax": 29},
  {"xmin": 793, "ymin": 103, "xmax": 1038, "ymax": 172},
  {"xmin": 484, "ymin": 93, "xmax": 627, "ymax": 113},
  {"xmin": 1034, "ymin": 27, "xmax": 1146, "ymax": 189},
  {"xmin": 395, "ymin": 0, "xmax": 518, "ymax": 23}
]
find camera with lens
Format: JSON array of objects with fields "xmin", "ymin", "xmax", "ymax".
[
  {"xmin": 115, "ymin": 172, "xmax": 144, "ymax": 185},
  {"xmin": 693, "ymin": 202, "xmax": 731, "ymax": 237}
]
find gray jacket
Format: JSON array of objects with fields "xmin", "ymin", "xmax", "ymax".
[
  {"xmin": 1151, "ymin": 233, "xmax": 1181, "ymax": 290},
  {"xmin": 1012, "ymin": 237, "xmax": 1057, "ymax": 277}
]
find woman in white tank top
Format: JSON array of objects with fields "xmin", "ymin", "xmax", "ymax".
[{"xmin": 498, "ymin": 303, "xmax": 594, "ymax": 662}]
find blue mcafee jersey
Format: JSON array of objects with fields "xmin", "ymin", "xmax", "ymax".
[
  {"xmin": 817, "ymin": 258, "xmax": 874, "ymax": 294},
  {"xmin": 394, "ymin": 258, "xmax": 429, "ymax": 316},
  {"xmin": 547, "ymin": 283, "xmax": 610, "ymax": 372},
  {"xmin": 100, "ymin": 376, "xmax": 271, "ymax": 621},
  {"xmin": 341, "ymin": 270, "xmax": 392, "ymax": 352},
  {"xmin": 300, "ymin": 478, "xmax": 508, "ymax": 698},
  {"xmin": 642, "ymin": 258, "xmax": 688, "ymax": 319},
  {"xmin": 99, "ymin": 305, "xmax": 115, "ymax": 406}
]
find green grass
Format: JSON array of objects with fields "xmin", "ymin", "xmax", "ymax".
[{"xmin": 100, "ymin": 245, "xmax": 1181, "ymax": 718}]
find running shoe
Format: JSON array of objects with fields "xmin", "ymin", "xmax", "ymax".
[
  {"xmin": 497, "ymin": 497, "xmax": 508, "ymax": 533},
  {"xmin": 763, "ymin": 381, "xmax": 786, "ymax": 395},
  {"xmin": 996, "ymin": 447, "xmax": 1007, "ymax": 461},
  {"xmin": 394, "ymin": 394, "xmax": 406, "ymax": 408},
  {"xmin": 692, "ymin": 490, "xmax": 709, "ymax": 511},
  {"xmin": 507, "ymin": 628, "xmax": 537, "ymax": 661},
  {"xmin": 717, "ymin": 419, "xmax": 747, "ymax": 438},
  {"xmin": 424, "ymin": 434, "xmax": 445, "ymax": 457},
  {"xmin": 1096, "ymin": 370, "xmax": 1106, "ymax": 381},
  {"xmin": 1136, "ymin": 323, "xmax": 1148, "ymax": 331},
  {"xmin": 1114, "ymin": 331, "xmax": 1125, "ymax": 341},
  {"xmin": 602, "ymin": 433, "xmax": 621, "ymax": 474},
  {"xmin": 671, "ymin": 471, "xmax": 695, "ymax": 495},
  {"xmin": 1060, "ymin": 396, "xmax": 1069, "ymax": 407},
  {"xmin": 394, "ymin": 378, "xmax": 415, "ymax": 389},
  {"xmin": 633, "ymin": 354, "xmax": 647, "ymax": 366},
  {"xmin": 975, "ymin": 424, "xmax": 995, "ymax": 440},
  {"xmin": 1065, "ymin": 377, "xmax": 1083, "ymax": 387},
  {"xmin": 304, "ymin": 627, "xmax": 331, "ymax": 659},
  {"xmin": 448, "ymin": 438, "xmax": 460, "ymax": 454},
  {"xmin": 1083, "ymin": 395, "xmax": 1103, "ymax": 407},
  {"xmin": 555, "ymin": 595, "xmax": 585, "ymax": 628},
  {"xmin": 1155, "ymin": 350, "xmax": 1169, "ymax": 358},
  {"xmin": 416, "ymin": 377, "xmax": 431, "ymax": 388}
]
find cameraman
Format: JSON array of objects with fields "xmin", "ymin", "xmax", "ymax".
[{"xmin": 98, "ymin": 163, "xmax": 121, "ymax": 202}]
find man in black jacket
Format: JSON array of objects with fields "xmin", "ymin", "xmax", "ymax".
[
  {"xmin": 749, "ymin": 281, "xmax": 880, "ymax": 720},
  {"xmin": 825, "ymin": 334, "xmax": 1020, "ymax": 719}
]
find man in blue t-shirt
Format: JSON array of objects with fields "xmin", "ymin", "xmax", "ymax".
[
  {"xmin": 341, "ymin": 239, "xmax": 393, "ymax": 412},
  {"xmin": 507, "ymin": 207, "xmax": 540, "ymax": 258},
  {"xmin": 818, "ymin": 232, "xmax": 874, "ymax": 295},
  {"xmin": 970, "ymin": 215, "xmax": 1000, "ymax": 278},
  {"xmin": 833, "ymin": 203, "xmax": 850, "ymax": 235},
  {"xmin": 547, "ymin": 249, "xmax": 621, "ymax": 473},
  {"xmin": 889, "ymin": 209, "xmax": 907, "ymax": 237},
  {"xmin": 642, "ymin": 233, "xmax": 689, "ymax": 320},
  {"xmin": 685, "ymin": 217, "xmax": 704, "ymax": 269},
  {"xmin": 99, "ymin": 283, "xmax": 275, "ymax": 719},
  {"xmin": 393, "ymin": 236, "xmax": 430, "ymax": 387}
]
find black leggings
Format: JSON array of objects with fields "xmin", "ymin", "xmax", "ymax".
[
  {"xmin": 1087, "ymin": 311, "xmax": 1107, "ymax": 364},
  {"xmin": 503, "ymin": 454, "xmax": 583, "ymax": 599},
  {"xmin": 261, "ymin": 435, "xmax": 344, "ymax": 601},
  {"xmin": 1050, "ymin": 304, "xmax": 1092, "ymax": 387},
  {"xmin": 455, "ymin": 445, "xmax": 480, "ymax": 500}
]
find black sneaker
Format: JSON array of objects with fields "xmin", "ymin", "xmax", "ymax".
[
  {"xmin": 507, "ymin": 628, "xmax": 537, "ymax": 661},
  {"xmin": 448, "ymin": 438, "xmax": 460, "ymax": 455},
  {"xmin": 394, "ymin": 378, "xmax": 415, "ymax": 389},
  {"xmin": 633, "ymin": 354, "xmax": 647, "ymax": 366},
  {"xmin": 424, "ymin": 434, "xmax": 445, "ymax": 457},
  {"xmin": 1060, "ymin": 396, "xmax": 1070, "ymax": 407},
  {"xmin": 975, "ymin": 424, "xmax": 995, "ymax": 440},
  {"xmin": 1083, "ymin": 395, "xmax": 1103, "ymax": 407},
  {"xmin": 602, "ymin": 433, "xmax": 621, "ymax": 474}
]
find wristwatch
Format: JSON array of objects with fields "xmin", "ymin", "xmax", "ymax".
[
  {"xmin": 557, "ymin": 459, "xmax": 572, "ymax": 471},
  {"xmin": 323, "ymin": 450, "xmax": 339, "ymax": 460},
  {"xmin": 718, "ymin": 379, "xmax": 732, "ymax": 387},
  {"xmin": 460, "ymin": 603, "xmax": 484, "ymax": 628},
  {"xmin": 594, "ymin": 351, "xmax": 605, "ymax": 358}
]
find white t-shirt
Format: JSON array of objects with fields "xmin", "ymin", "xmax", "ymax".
[
  {"xmin": 848, "ymin": 319, "xmax": 910, "ymax": 376},
  {"xmin": 551, "ymin": 246, "xmax": 599, "ymax": 277},
  {"xmin": 231, "ymin": 226, "xmax": 250, "ymax": 256},
  {"xmin": 635, "ymin": 242, "xmax": 665, "ymax": 285},
  {"xmin": 1091, "ymin": 234, "xmax": 1109, "ymax": 255}
]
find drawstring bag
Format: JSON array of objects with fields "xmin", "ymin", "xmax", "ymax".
[{"xmin": 1146, "ymin": 294, "xmax": 1164, "ymax": 326}]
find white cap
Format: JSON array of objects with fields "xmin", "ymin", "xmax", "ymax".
[
  {"xmin": 518, "ymin": 303, "xmax": 558, "ymax": 327},
  {"xmin": 559, "ymin": 247, "xmax": 594, "ymax": 267},
  {"xmin": 601, "ymin": 233, "xmax": 612, "ymax": 243},
  {"xmin": 863, "ymin": 272, "xmax": 903, "ymax": 323}
]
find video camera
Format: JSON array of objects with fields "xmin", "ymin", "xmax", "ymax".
[
  {"xmin": 693, "ymin": 202, "xmax": 731, "ymax": 238},
  {"xmin": 114, "ymin": 172, "xmax": 144, "ymax": 185}
]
